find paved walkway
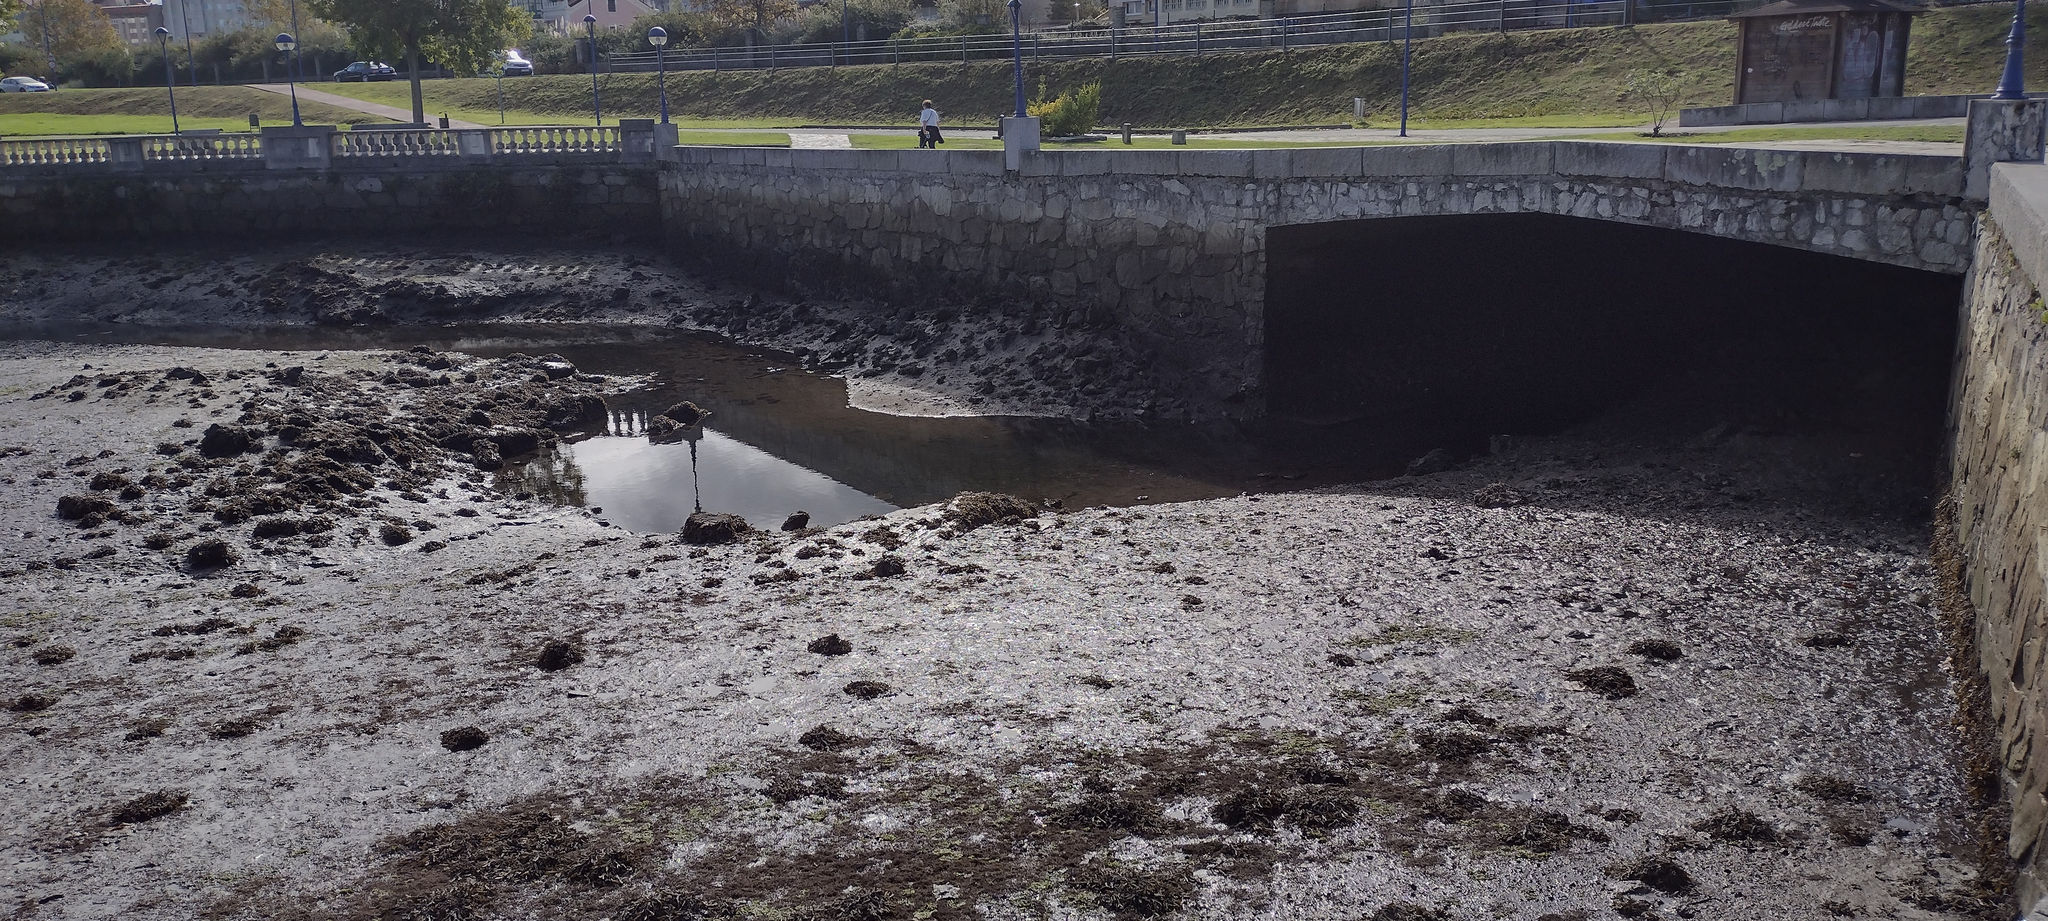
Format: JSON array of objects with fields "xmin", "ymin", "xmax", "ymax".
[
  {"xmin": 248, "ymin": 83, "xmax": 486, "ymax": 129},
  {"xmin": 789, "ymin": 132, "xmax": 852, "ymax": 149}
]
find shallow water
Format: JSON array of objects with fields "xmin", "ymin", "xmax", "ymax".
[{"xmin": 0, "ymin": 322, "xmax": 1444, "ymax": 530}]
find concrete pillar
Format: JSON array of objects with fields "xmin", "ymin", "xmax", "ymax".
[
  {"xmin": 456, "ymin": 129, "xmax": 492, "ymax": 160},
  {"xmin": 107, "ymin": 137, "xmax": 145, "ymax": 172},
  {"xmin": 653, "ymin": 122, "xmax": 681, "ymax": 162},
  {"xmin": 618, "ymin": 118, "xmax": 656, "ymax": 162},
  {"xmin": 1001, "ymin": 115, "xmax": 1041, "ymax": 173},
  {"xmin": 259, "ymin": 125, "xmax": 337, "ymax": 171},
  {"xmin": 1966, "ymin": 98, "xmax": 2048, "ymax": 200}
]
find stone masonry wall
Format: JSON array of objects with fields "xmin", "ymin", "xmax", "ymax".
[
  {"xmin": 1952, "ymin": 162, "xmax": 2048, "ymax": 913},
  {"xmin": 0, "ymin": 165, "xmax": 661, "ymax": 242},
  {"xmin": 659, "ymin": 142, "xmax": 1971, "ymax": 411}
]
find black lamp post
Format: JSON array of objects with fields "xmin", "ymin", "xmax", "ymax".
[
  {"xmin": 275, "ymin": 32, "xmax": 302, "ymax": 127},
  {"xmin": 156, "ymin": 27, "xmax": 180, "ymax": 134},
  {"xmin": 649, "ymin": 26, "xmax": 669, "ymax": 124},
  {"xmin": 1008, "ymin": 0, "xmax": 1025, "ymax": 118},
  {"xmin": 1994, "ymin": 0, "xmax": 2028, "ymax": 100},
  {"xmin": 176, "ymin": 0, "xmax": 196, "ymax": 86},
  {"xmin": 1398, "ymin": 0, "xmax": 1413, "ymax": 137},
  {"xmin": 585, "ymin": 14, "xmax": 602, "ymax": 127}
]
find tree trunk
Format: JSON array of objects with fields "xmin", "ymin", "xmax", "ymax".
[{"xmin": 406, "ymin": 40, "xmax": 424, "ymax": 125}]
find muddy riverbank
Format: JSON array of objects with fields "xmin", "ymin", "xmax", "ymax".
[{"xmin": 0, "ymin": 244, "xmax": 2014, "ymax": 920}]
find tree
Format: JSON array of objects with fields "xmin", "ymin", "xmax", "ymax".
[
  {"xmin": 1623, "ymin": 69, "xmax": 1685, "ymax": 138},
  {"xmin": 18, "ymin": 0, "xmax": 123, "ymax": 79},
  {"xmin": 308, "ymin": 0, "xmax": 530, "ymax": 123},
  {"xmin": 704, "ymin": 0, "xmax": 797, "ymax": 36},
  {"xmin": 0, "ymin": 0, "xmax": 23, "ymax": 37}
]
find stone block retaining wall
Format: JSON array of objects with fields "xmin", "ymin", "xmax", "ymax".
[
  {"xmin": 0, "ymin": 165, "xmax": 660, "ymax": 242},
  {"xmin": 1951, "ymin": 162, "xmax": 2048, "ymax": 913}
]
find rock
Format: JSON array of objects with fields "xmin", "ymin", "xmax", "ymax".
[
  {"xmin": 798, "ymin": 725, "xmax": 855, "ymax": 750},
  {"xmin": 1564, "ymin": 665, "xmax": 1637, "ymax": 699},
  {"xmin": 380, "ymin": 523, "xmax": 414, "ymax": 546},
  {"xmin": 871, "ymin": 555, "xmax": 906, "ymax": 578},
  {"xmin": 536, "ymin": 640, "xmax": 585, "ymax": 672},
  {"xmin": 781, "ymin": 511, "xmax": 810, "ymax": 532},
  {"xmin": 843, "ymin": 680, "xmax": 892, "ymax": 699},
  {"xmin": 944, "ymin": 492, "xmax": 1037, "ymax": 532},
  {"xmin": 808, "ymin": 633, "xmax": 853, "ymax": 656},
  {"xmin": 439, "ymin": 726, "xmax": 489, "ymax": 752},
  {"xmin": 1472, "ymin": 483, "xmax": 1528, "ymax": 508},
  {"xmin": 55, "ymin": 494, "xmax": 117, "ymax": 521},
  {"xmin": 185, "ymin": 539, "xmax": 237, "ymax": 570},
  {"xmin": 198, "ymin": 424, "xmax": 257, "ymax": 459},
  {"xmin": 1405, "ymin": 449, "xmax": 1453, "ymax": 477},
  {"xmin": 1618, "ymin": 855, "xmax": 1694, "ymax": 894},
  {"xmin": 659, "ymin": 401, "xmax": 712, "ymax": 425},
  {"xmin": 110, "ymin": 790, "xmax": 189, "ymax": 825},
  {"xmin": 682, "ymin": 512, "xmax": 750, "ymax": 545},
  {"xmin": 1627, "ymin": 638, "xmax": 1685, "ymax": 661},
  {"xmin": 544, "ymin": 394, "xmax": 607, "ymax": 430}
]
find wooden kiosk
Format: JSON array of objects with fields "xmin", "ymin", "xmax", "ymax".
[{"xmin": 1730, "ymin": 0, "xmax": 1921, "ymax": 104}]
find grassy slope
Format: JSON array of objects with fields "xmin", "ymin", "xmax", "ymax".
[
  {"xmin": 0, "ymin": 86, "xmax": 385, "ymax": 132},
  {"xmin": 1, "ymin": 4, "xmax": 2032, "ymax": 133}
]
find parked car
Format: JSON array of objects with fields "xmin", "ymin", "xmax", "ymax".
[
  {"xmin": 0, "ymin": 76, "xmax": 52, "ymax": 93},
  {"xmin": 502, "ymin": 51, "xmax": 534, "ymax": 77},
  {"xmin": 332, "ymin": 61, "xmax": 397, "ymax": 82}
]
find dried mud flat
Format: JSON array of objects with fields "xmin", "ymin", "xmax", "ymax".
[{"xmin": 0, "ymin": 245, "xmax": 2016, "ymax": 921}]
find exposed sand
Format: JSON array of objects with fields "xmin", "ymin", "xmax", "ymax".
[{"xmin": 0, "ymin": 245, "xmax": 2013, "ymax": 921}]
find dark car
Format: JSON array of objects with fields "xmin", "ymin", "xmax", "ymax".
[{"xmin": 332, "ymin": 61, "xmax": 397, "ymax": 82}]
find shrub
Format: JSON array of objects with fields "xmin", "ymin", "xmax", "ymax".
[{"xmin": 1028, "ymin": 79, "xmax": 1100, "ymax": 137}]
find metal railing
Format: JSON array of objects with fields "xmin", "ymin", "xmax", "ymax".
[{"xmin": 602, "ymin": 0, "xmax": 1749, "ymax": 73}]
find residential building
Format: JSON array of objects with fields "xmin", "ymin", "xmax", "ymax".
[
  {"xmin": 525, "ymin": 0, "xmax": 664, "ymax": 33},
  {"xmin": 162, "ymin": 0, "xmax": 252, "ymax": 42},
  {"xmin": 97, "ymin": 2, "xmax": 169, "ymax": 46}
]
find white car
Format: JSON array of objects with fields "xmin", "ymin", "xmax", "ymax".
[{"xmin": 0, "ymin": 76, "xmax": 52, "ymax": 92}]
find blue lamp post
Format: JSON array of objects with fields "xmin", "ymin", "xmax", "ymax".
[
  {"xmin": 648, "ymin": 26, "xmax": 670, "ymax": 124},
  {"xmin": 1994, "ymin": 0, "xmax": 2028, "ymax": 100},
  {"xmin": 155, "ymin": 27, "xmax": 180, "ymax": 134},
  {"xmin": 275, "ymin": 32, "xmax": 302, "ymax": 127},
  {"xmin": 585, "ymin": 14, "xmax": 602, "ymax": 126},
  {"xmin": 1008, "ymin": 0, "xmax": 1025, "ymax": 118},
  {"xmin": 1398, "ymin": 0, "xmax": 1413, "ymax": 137}
]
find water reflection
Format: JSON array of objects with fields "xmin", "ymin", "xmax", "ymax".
[{"xmin": 500, "ymin": 408, "xmax": 898, "ymax": 532}]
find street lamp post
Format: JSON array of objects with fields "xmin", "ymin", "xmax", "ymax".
[
  {"xmin": 1008, "ymin": 0, "xmax": 1025, "ymax": 118},
  {"xmin": 156, "ymin": 27, "xmax": 181, "ymax": 134},
  {"xmin": 1994, "ymin": 0, "xmax": 2028, "ymax": 100},
  {"xmin": 585, "ymin": 14, "xmax": 602, "ymax": 127},
  {"xmin": 275, "ymin": 33, "xmax": 303, "ymax": 127},
  {"xmin": 648, "ymin": 26, "xmax": 670, "ymax": 124},
  {"xmin": 288, "ymin": 0, "xmax": 303, "ymax": 106},
  {"xmin": 1398, "ymin": 0, "xmax": 1413, "ymax": 137},
  {"xmin": 176, "ymin": 0, "xmax": 196, "ymax": 86}
]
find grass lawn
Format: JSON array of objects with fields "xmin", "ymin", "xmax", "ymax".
[
  {"xmin": 1549, "ymin": 123, "xmax": 1966, "ymax": 144},
  {"xmin": 312, "ymin": 78, "xmax": 806, "ymax": 128},
  {"xmin": 1360, "ymin": 113, "xmax": 1647, "ymax": 129},
  {"xmin": 0, "ymin": 86, "xmax": 382, "ymax": 135},
  {"xmin": 675, "ymin": 130, "xmax": 791, "ymax": 146}
]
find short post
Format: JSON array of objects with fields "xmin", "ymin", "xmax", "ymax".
[
  {"xmin": 1170, "ymin": 129, "xmax": 1186, "ymax": 144},
  {"xmin": 1121, "ymin": 122, "xmax": 1133, "ymax": 143},
  {"xmin": 156, "ymin": 27, "xmax": 180, "ymax": 135}
]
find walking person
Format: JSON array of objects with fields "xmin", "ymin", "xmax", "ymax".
[{"xmin": 918, "ymin": 99, "xmax": 944, "ymax": 148}]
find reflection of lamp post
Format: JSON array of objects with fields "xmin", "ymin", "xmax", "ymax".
[
  {"xmin": 648, "ymin": 26, "xmax": 670, "ymax": 124},
  {"xmin": 1994, "ymin": 0, "xmax": 2028, "ymax": 99},
  {"xmin": 156, "ymin": 27, "xmax": 181, "ymax": 134},
  {"xmin": 1008, "ymin": 0, "xmax": 1025, "ymax": 118},
  {"xmin": 275, "ymin": 32, "xmax": 302, "ymax": 126},
  {"xmin": 683, "ymin": 425, "xmax": 704, "ymax": 514},
  {"xmin": 585, "ymin": 14, "xmax": 602, "ymax": 127}
]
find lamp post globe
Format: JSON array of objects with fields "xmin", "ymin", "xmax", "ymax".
[
  {"xmin": 648, "ymin": 26, "xmax": 670, "ymax": 124},
  {"xmin": 156, "ymin": 27, "xmax": 180, "ymax": 135},
  {"xmin": 585, "ymin": 14, "xmax": 602, "ymax": 126},
  {"xmin": 275, "ymin": 32, "xmax": 303, "ymax": 126}
]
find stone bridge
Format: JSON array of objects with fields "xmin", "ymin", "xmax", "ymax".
[{"xmin": 660, "ymin": 138, "xmax": 1985, "ymax": 409}]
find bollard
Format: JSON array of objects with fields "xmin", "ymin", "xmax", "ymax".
[
  {"xmin": 1170, "ymin": 129, "xmax": 1186, "ymax": 145},
  {"xmin": 1122, "ymin": 122, "xmax": 1133, "ymax": 144},
  {"xmin": 439, "ymin": 114, "xmax": 450, "ymax": 129},
  {"xmin": 248, "ymin": 113, "xmax": 260, "ymax": 129},
  {"xmin": 1354, "ymin": 97, "xmax": 1367, "ymax": 121}
]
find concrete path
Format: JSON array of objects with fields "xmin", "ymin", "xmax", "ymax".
[
  {"xmin": 248, "ymin": 83, "xmax": 486, "ymax": 129},
  {"xmin": 789, "ymin": 132, "xmax": 852, "ymax": 149}
]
